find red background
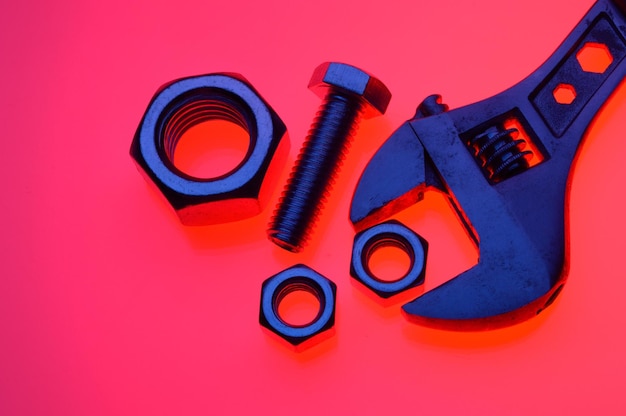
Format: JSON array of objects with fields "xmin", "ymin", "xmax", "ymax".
[{"xmin": 3, "ymin": 0, "xmax": 626, "ymax": 414}]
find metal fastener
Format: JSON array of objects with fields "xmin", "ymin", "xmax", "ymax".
[{"xmin": 268, "ymin": 62, "xmax": 391, "ymax": 252}]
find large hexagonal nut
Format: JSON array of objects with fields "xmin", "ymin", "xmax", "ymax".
[
  {"xmin": 350, "ymin": 220, "xmax": 428, "ymax": 300},
  {"xmin": 259, "ymin": 264, "xmax": 336, "ymax": 351},
  {"xmin": 308, "ymin": 62, "xmax": 391, "ymax": 119},
  {"xmin": 130, "ymin": 73, "xmax": 289, "ymax": 225}
]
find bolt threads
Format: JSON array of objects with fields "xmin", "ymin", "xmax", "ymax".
[{"xmin": 269, "ymin": 93, "xmax": 364, "ymax": 252}]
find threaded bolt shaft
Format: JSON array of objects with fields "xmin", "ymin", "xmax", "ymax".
[{"xmin": 268, "ymin": 92, "xmax": 365, "ymax": 252}]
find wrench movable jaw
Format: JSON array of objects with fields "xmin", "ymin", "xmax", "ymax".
[{"xmin": 349, "ymin": 122, "xmax": 444, "ymax": 231}]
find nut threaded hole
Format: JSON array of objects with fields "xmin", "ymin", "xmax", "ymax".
[
  {"xmin": 174, "ymin": 119, "xmax": 249, "ymax": 179},
  {"xmin": 364, "ymin": 235, "xmax": 415, "ymax": 283},
  {"xmin": 159, "ymin": 88, "xmax": 255, "ymax": 180},
  {"xmin": 274, "ymin": 280, "xmax": 323, "ymax": 328}
]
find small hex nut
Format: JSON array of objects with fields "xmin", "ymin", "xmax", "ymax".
[
  {"xmin": 130, "ymin": 73, "xmax": 289, "ymax": 225},
  {"xmin": 260, "ymin": 264, "xmax": 336, "ymax": 350},
  {"xmin": 308, "ymin": 62, "xmax": 392, "ymax": 118},
  {"xmin": 350, "ymin": 220, "xmax": 428, "ymax": 299}
]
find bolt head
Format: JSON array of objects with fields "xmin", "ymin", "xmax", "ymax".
[{"xmin": 308, "ymin": 62, "xmax": 391, "ymax": 118}]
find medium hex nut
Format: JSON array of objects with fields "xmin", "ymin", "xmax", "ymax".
[
  {"xmin": 260, "ymin": 264, "xmax": 336, "ymax": 351},
  {"xmin": 130, "ymin": 73, "xmax": 289, "ymax": 225},
  {"xmin": 351, "ymin": 220, "xmax": 428, "ymax": 298}
]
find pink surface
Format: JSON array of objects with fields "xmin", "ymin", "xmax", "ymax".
[{"xmin": 2, "ymin": 0, "xmax": 626, "ymax": 414}]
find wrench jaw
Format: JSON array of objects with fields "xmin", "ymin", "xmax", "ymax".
[
  {"xmin": 400, "ymin": 247, "xmax": 567, "ymax": 331},
  {"xmin": 349, "ymin": 122, "xmax": 445, "ymax": 231},
  {"xmin": 401, "ymin": 282, "xmax": 567, "ymax": 331}
]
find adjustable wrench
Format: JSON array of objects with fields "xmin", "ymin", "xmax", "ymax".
[{"xmin": 350, "ymin": 0, "xmax": 626, "ymax": 330}]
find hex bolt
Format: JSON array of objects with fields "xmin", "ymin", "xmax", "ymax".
[{"xmin": 268, "ymin": 62, "xmax": 391, "ymax": 252}]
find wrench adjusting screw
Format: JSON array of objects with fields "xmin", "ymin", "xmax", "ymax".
[{"xmin": 268, "ymin": 62, "xmax": 391, "ymax": 252}]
